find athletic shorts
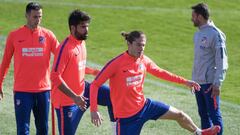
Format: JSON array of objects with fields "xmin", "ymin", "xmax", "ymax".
[{"xmin": 116, "ymin": 98, "xmax": 170, "ymax": 135}]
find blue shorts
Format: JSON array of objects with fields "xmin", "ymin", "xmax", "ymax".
[
  {"xmin": 116, "ymin": 98, "xmax": 170, "ymax": 135},
  {"xmin": 14, "ymin": 90, "xmax": 50, "ymax": 135},
  {"xmin": 55, "ymin": 81, "xmax": 115, "ymax": 135}
]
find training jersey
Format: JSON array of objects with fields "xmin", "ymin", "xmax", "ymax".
[
  {"xmin": 51, "ymin": 35, "xmax": 96, "ymax": 108},
  {"xmin": 0, "ymin": 25, "xmax": 59, "ymax": 92},
  {"xmin": 192, "ymin": 21, "xmax": 228, "ymax": 87},
  {"xmin": 90, "ymin": 51, "xmax": 188, "ymax": 118}
]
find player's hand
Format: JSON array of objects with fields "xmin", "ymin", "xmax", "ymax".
[
  {"xmin": 73, "ymin": 95, "xmax": 88, "ymax": 111},
  {"xmin": 185, "ymin": 80, "xmax": 201, "ymax": 92},
  {"xmin": 206, "ymin": 84, "xmax": 220, "ymax": 98},
  {"xmin": 91, "ymin": 111, "xmax": 103, "ymax": 127}
]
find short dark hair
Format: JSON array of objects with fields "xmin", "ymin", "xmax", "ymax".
[
  {"xmin": 68, "ymin": 9, "xmax": 91, "ymax": 29},
  {"xmin": 26, "ymin": 2, "xmax": 42, "ymax": 14},
  {"xmin": 121, "ymin": 31, "xmax": 145, "ymax": 44},
  {"xmin": 191, "ymin": 3, "xmax": 210, "ymax": 20}
]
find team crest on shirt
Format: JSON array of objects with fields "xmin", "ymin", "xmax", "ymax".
[
  {"xmin": 200, "ymin": 36, "xmax": 208, "ymax": 49},
  {"xmin": 201, "ymin": 36, "xmax": 207, "ymax": 44},
  {"xmin": 39, "ymin": 36, "xmax": 45, "ymax": 44},
  {"xmin": 16, "ymin": 99, "xmax": 21, "ymax": 106},
  {"xmin": 138, "ymin": 63, "xmax": 145, "ymax": 71}
]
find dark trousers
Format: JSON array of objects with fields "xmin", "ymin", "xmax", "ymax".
[
  {"xmin": 55, "ymin": 81, "xmax": 115, "ymax": 135},
  {"xmin": 14, "ymin": 91, "xmax": 50, "ymax": 135},
  {"xmin": 195, "ymin": 84, "xmax": 223, "ymax": 135}
]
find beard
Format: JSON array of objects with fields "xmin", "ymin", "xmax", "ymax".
[
  {"xmin": 193, "ymin": 22, "xmax": 199, "ymax": 27},
  {"xmin": 75, "ymin": 30, "xmax": 88, "ymax": 40},
  {"xmin": 192, "ymin": 19, "xmax": 200, "ymax": 27}
]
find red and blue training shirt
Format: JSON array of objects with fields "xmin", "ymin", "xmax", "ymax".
[
  {"xmin": 90, "ymin": 51, "xmax": 188, "ymax": 118},
  {"xmin": 51, "ymin": 35, "xmax": 98, "ymax": 108},
  {"xmin": 0, "ymin": 25, "xmax": 59, "ymax": 92}
]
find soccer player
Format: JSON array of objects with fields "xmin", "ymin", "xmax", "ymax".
[
  {"xmin": 90, "ymin": 31, "xmax": 221, "ymax": 135},
  {"xmin": 0, "ymin": 2, "xmax": 59, "ymax": 135},
  {"xmin": 50, "ymin": 9, "xmax": 115, "ymax": 135},
  {"xmin": 191, "ymin": 3, "xmax": 228, "ymax": 135}
]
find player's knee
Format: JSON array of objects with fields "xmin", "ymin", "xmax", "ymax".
[{"xmin": 176, "ymin": 110, "xmax": 187, "ymax": 121}]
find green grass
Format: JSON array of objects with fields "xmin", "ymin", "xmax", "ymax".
[{"xmin": 0, "ymin": 0, "xmax": 240, "ymax": 134}]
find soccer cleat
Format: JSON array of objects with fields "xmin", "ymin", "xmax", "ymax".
[{"xmin": 201, "ymin": 125, "xmax": 221, "ymax": 135}]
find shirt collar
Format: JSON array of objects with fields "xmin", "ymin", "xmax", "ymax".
[
  {"xmin": 24, "ymin": 25, "xmax": 40, "ymax": 32},
  {"xmin": 199, "ymin": 20, "xmax": 215, "ymax": 30},
  {"xmin": 124, "ymin": 51, "xmax": 143, "ymax": 61},
  {"xmin": 69, "ymin": 34, "xmax": 83, "ymax": 45}
]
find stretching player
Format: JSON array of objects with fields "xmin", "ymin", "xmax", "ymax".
[
  {"xmin": 90, "ymin": 31, "xmax": 220, "ymax": 135},
  {"xmin": 51, "ymin": 9, "xmax": 115, "ymax": 135}
]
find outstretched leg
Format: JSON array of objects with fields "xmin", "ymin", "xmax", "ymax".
[
  {"xmin": 160, "ymin": 106, "xmax": 198, "ymax": 132},
  {"xmin": 159, "ymin": 106, "xmax": 220, "ymax": 135}
]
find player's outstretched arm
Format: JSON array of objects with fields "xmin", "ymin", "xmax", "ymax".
[
  {"xmin": 85, "ymin": 67, "xmax": 100, "ymax": 76},
  {"xmin": 185, "ymin": 80, "xmax": 201, "ymax": 92}
]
